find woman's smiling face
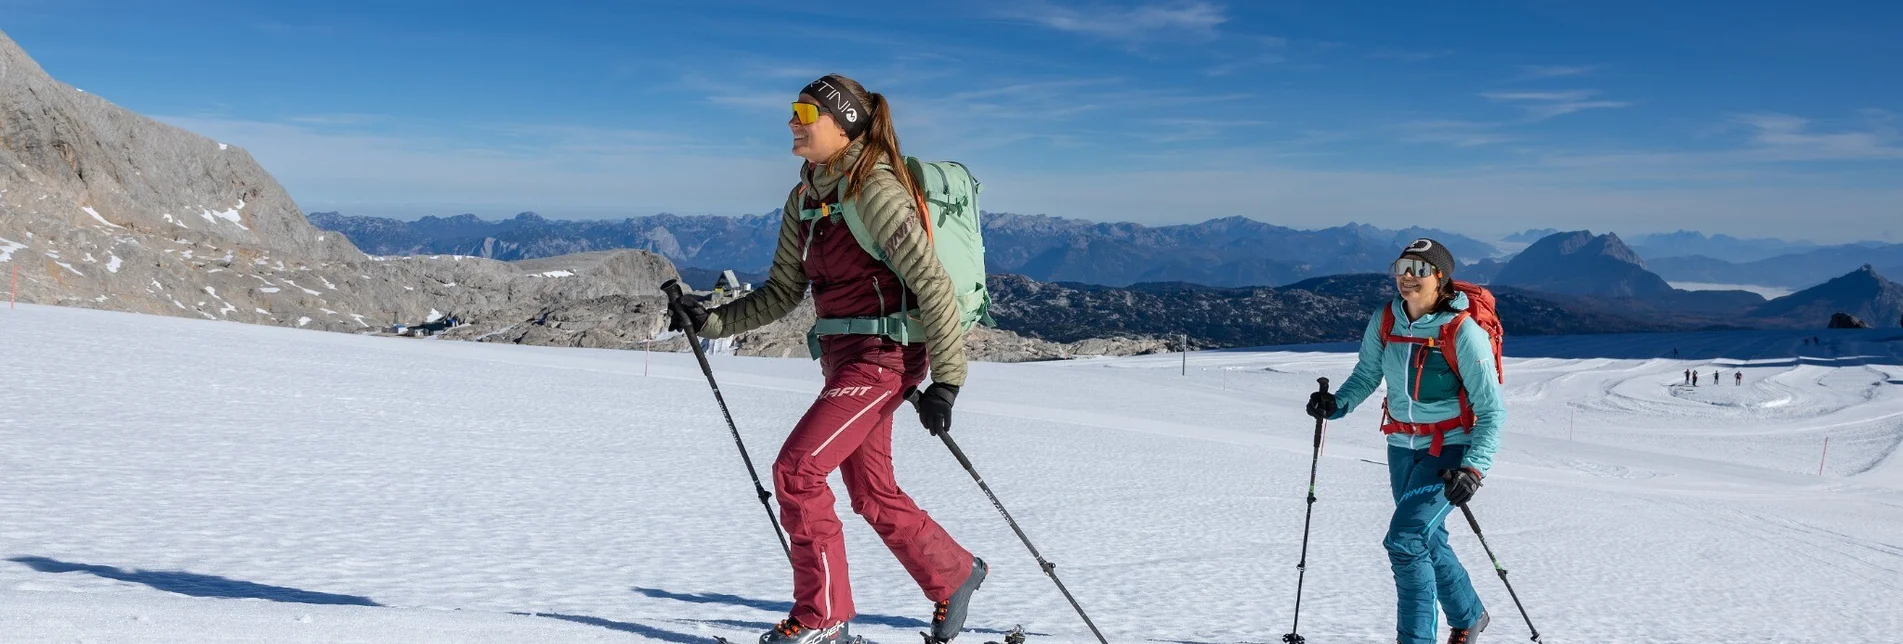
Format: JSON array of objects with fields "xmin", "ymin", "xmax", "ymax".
[{"xmin": 790, "ymin": 94, "xmax": 850, "ymax": 163}]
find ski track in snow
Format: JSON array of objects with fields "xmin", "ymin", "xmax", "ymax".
[{"xmin": 1, "ymin": 305, "xmax": 1901, "ymax": 643}]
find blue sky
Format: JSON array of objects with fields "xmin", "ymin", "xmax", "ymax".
[{"xmin": 4, "ymin": 0, "xmax": 1900, "ymax": 242}]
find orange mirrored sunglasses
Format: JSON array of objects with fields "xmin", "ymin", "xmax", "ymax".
[{"xmin": 791, "ymin": 102, "xmax": 823, "ymax": 125}]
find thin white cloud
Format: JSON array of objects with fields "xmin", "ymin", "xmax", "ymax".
[
  {"xmin": 706, "ymin": 91, "xmax": 792, "ymax": 111},
  {"xmin": 1483, "ymin": 89, "xmax": 1631, "ymax": 121},
  {"xmin": 1731, "ymin": 112, "xmax": 1903, "ymax": 160},
  {"xmin": 1005, "ymin": 0, "xmax": 1227, "ymax": 44},
  {"xmin": 1481, "ymin": 90, "xmax": 1596, "ymax": 102},
  {"xmin": 1523, "ymin": 100, "xmax": 1632, "ymax": 120},
  {"xmin": 1395, "ymin": 120, "xmax": 1518, "ymax": 147},
  {"xmin": 1204, "ymin": 35, "xmax": 1289, "ymax": 76},
  {"xmin": 1142, "ymin": 118, "xmax": 1272, "ymax": 143},
  {"xmin": 1515, "ymin": 64, "xmax": 1600, "ymax": 80},
  {"xmin": 1369, "ymin": 48, "xmax": 1453, "ymax": 62},
  {"xmin": 283, "ymin": 113, "xmax": 387, "ymax": 126}
]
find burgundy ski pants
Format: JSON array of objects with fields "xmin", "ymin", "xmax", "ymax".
[{"xmin": 776, "ymin": 337, "xmax": 974, "ymax": 629}]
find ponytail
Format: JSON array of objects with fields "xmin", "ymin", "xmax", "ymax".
[{"xmin": 822, "ymin": 76, "xmax": 919, "ymax": 203}]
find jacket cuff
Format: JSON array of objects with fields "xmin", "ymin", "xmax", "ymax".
[{"xmin": 699, "ymin": 311, "xmax": 727, "ymax": 338}]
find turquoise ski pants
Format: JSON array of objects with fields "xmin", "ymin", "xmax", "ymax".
[{"xmin": 1386, "ymin": 444, "xmax": 1485, "ymax": 643}]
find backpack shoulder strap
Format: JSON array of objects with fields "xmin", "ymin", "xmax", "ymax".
[
  {"xmin": 1439, "ymin": 311, "xmax": 1471, "ymax": 383},
  {"xmin": 1379, "ymin": 304, "xmax": 1397, "ymax": 344},
  {"xmin": 1443, "ymin": 310, "xmax": 1480, "ymax": 433}
]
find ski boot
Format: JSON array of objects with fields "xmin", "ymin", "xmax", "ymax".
[
  {"xmin": 758, "ymin": 618, "xmax": 854, "ymax": 644},
  {"xmin": 1447, "ymin": 610, "xmax": 1489, "ymax": 644},
  {"xmin": 924, "ymin": 557, "xmax": 988, "ymax": 643}
]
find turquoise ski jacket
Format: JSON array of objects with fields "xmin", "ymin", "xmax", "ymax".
[{"xmin": 1329, "ymin": 292, "xmax": 1506, "ymax": 473}]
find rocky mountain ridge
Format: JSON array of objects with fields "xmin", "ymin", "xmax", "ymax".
[
  {"xmin": 310, "ymin": 209, "xmax": 1501, "ymax": 288},
  {"xmin": 1749, "ymin": 265, "xmax": 1903, "ymax": 329},
  {"xmin": 0, "ymin": 29, "xmax": 692, "ymax": 341}
]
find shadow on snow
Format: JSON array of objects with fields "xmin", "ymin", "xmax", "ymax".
[
  {"xmin": 633, "ymin": 587, "xmax": 1040, "ymax": 636},
  {"xmin": 8, "ymin": 555, "xmax": 380, "ymax": 606}
]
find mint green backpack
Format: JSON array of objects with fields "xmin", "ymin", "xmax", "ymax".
[{"xmin": 798, "ymin": 158, "xmax": 993, "ymax": 357}]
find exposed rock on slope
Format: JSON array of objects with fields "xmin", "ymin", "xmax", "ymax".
[{"xmin": 0, "ymin": 28, "xmax": 677, "ymax": 334}]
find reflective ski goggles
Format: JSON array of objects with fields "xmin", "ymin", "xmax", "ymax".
[
  {"xmin": 791, "ymin": 102, "xmax": 824, "ymax": 125},
  {"xmin": 1391, "ymin": 257, "xmax": 1441, "ymax": 278}
]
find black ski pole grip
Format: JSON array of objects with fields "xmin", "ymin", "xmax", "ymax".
[
  {"xmin": 660, "ymin": 279, "xmax": 684, "ymax": 300},
  {"xmin": 1317, "ymin": 377, "xmax": 1330, "ymax": 393}
]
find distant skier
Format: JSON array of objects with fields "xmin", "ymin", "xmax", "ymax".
[
  {"xmin": 665, "ymin": 74, "xmax": 986, "ymax": 644},
  {"xmin": 1693, "ymin": 371, "xmax": 1699, "ymax": 386},
  {"xmin": 1307, "ymin": 239, "xmax": 1502, "ymax": 644},
  {"xmin": 1736, "ymin": 371, "xmax": 1743, "ymax": 386},
  {"xmin": 1713, "ymin": 370, "xmax": 1720, "ymax": 385},
  {"xmin": 1684, "ymin": 369, "xmax": 1691, "ymax": 385}
]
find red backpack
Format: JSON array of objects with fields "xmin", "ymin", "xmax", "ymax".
[{"xmin": 1376, "ymin": 281, "xmax": 1504, "ymax": 456}]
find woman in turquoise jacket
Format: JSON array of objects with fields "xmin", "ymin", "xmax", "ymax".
[{"xmin": 1307, "ymin": 238, "xmax": 1505, "ymax": 644}]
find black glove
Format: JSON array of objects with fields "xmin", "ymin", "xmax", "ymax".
[
  {"xmin": 659, "ymin": 280, "xmax": 709, "ymax": 333},
  {"xmin": 1306, "ymin": 391, "xmax": 1338, "ymax": 419},
  {"xmin": 912, "ymin": 383, "xmax": 959, "ymax": 435},
  {"xmin": 1440, "ymin": 467, "xmax": 1483, "ymax": 505}
]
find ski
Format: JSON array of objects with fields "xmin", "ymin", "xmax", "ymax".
[
  {"xmin": 714, "ymin": 623, "xmax": 1024, "ymax": 644},
  {"xmin": 715, "ymin": 638, "xmax": 868, "ymax": 644},
  {"xmin": 923, "ymin": 624, "xmax": 1026, "ymax": 644}
]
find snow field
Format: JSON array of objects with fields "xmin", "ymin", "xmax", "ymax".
[{"xmin": 0, "ymin": 304, "xmax": 1900, "ymax": 643}]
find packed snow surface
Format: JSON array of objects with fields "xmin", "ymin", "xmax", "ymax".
[{"xmin": 1, "ymin": 304, "xmax": 1901, "ymax": 643}]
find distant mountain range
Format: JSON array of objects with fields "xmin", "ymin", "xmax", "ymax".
[
  {"xmin": 308, "ymin": 211, "xmax": 785, "ymax": 270},
  {"xmin": 311, "ymin": 211, "xmax": 1903, "ymax": 335},
  {"xmin": 1747, "ymin": 264, "xmax": 1903, "ymax": 329},
  {"xmin": 311, "ymin": 211, "xmax": 1501, "ymax": 288},
  {"xmin": 989, "ymin": 271, "xmax": 1698, "ymax": 350},
  {"xmin": 1478, "ymin": 230, "xmax": 1903, "ymax": 330},
  {"xmin": 1494, "ymin": 230, "xmax": 1664, "ymax": 297},
  {"xmin": 980, "ymin": 214, "xmax": 1499, "ymax": 287},
  {"xmin": 1282, "ymin": 274, "xmax": 1690, "ymax": 335},
  {"xmin": 1505, "ymin": 228, "xmax": 1561, "ymax": 243},
  {"xmin": 991, "ymin": 259, "xmax": 1902, "ymax": 350},
  {"xmin": 1627, "ymin": 230, "xmax": 1824, "ymax": 263},
  {"xmin": 1490, "ymin": 230, "xmax": 1766, "ymax": 316},
  {"xmin": 1647, "ymin": 245, "xmax": 1903, "ymax": 289}
]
